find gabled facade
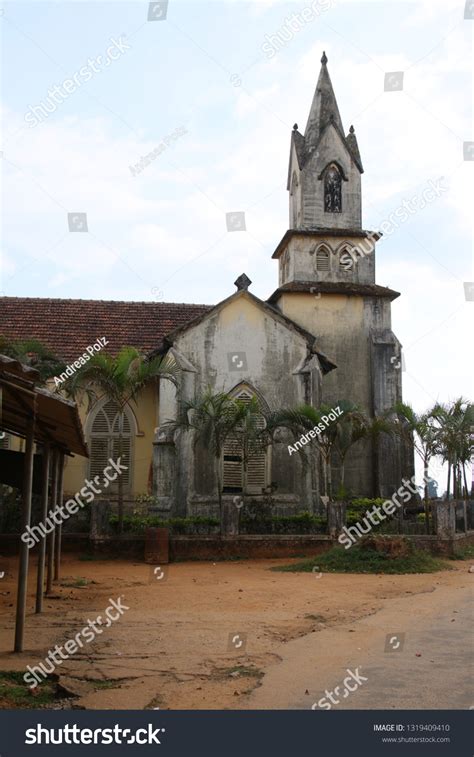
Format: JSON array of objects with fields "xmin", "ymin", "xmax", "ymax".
[{"xmin": 153, "ymin": 281, "xmax": 335, "ymax": 518}]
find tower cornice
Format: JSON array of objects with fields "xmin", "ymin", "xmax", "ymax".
[{"xmin": 271, "ymin": 228, "xmax": 382, "ymax": 259}]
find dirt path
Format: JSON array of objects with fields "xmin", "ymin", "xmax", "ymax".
[
  {"xmin": 0, "ymin": 555, "xmax": 471, "ymax": 709},
  {"xmin": 248, "ymin": 579, "xmax": 473, "ymax": 710}
]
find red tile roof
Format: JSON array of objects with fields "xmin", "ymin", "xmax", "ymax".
[{"xmin": 0, "ymin": 297, "xmax": 212, "ymax": 362}]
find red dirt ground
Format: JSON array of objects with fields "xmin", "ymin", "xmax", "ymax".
[{"xmin": 0, "ymin": 555, "xmax": 470, "ymax": 709}]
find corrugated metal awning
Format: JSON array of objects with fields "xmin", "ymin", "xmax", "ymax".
[{"xmin": 0, "ymin": 354, "xmax": 88, "ymax": 458}]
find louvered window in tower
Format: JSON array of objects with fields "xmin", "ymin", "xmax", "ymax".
[
  {"xmin": 316, "ymin": 246, "xmax": 330, "ymax": 272},
  {"xmin": 222, "ymin": 388, "xmax": 269, "ymax": 495},
  {"xmin": 340, "ymin": 247, "xmax": 353, "ymax": 271},
  {"xmin": 88, "ymin": 400, "xmax": 132, "ymax": 491}
]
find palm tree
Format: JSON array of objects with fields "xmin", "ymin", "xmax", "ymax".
[
  {"xmin": 0, "ymin": 336, "xmax": 65, "ymax": 381},
  {"xmin": 433, "ymin": 398, "xmax": 474, "ymax": 499},
  {"xmin": 267, "ymin": 401, "xmax": 360, "ymax": 501},
  {"xmin": 230, "ymin": 395, "xmax": 271, "ymax": 512},
  {"xmin": 362, "ymin": 414, "xmax": 399, "ymax": 499},
  {"xmin": 391, "ymin": 402, "xmax": 440, "ymax": 532},
  {"xmin": 62, "ymin": 346, "xmax": 179, "ymax": 532},
  {"xmin": 332, "ymin": 402, "xmax": 368, "ymax": 495},
  {"xmin": 164, "ymin": 390, "xmax": 246, "ymax": 534},
  {"xmin": 265, "ymin": 405, "xmax": 323, "ymax": 499}
]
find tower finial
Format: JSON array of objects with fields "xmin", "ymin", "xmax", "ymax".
[
  {"xmin": 349, "ymin": 124, "xmax": 355, "ymax": 133},
  {"xmin": 321, "ymin": 51, "xmax": 328, "ymax": 65}
]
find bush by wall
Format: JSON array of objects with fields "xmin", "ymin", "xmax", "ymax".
[
  {"xmin": 240, "ymin": 511, "xmax": 327, "ymax": 535},
  {"xmin": 109, "ymin": 514, "xmax": 220, "ymax": 535}
]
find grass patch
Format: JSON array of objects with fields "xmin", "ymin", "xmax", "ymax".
[
  {"xmin": 223, "ymin": 665, "xmax": 264, "ymax": 679},
  {"xmin": 449, "ymin": 545, "xmax": 474, "ymax": 560},
  {"xmin": 60, "ymin": 577, "xmax": 92, "ymax": 588},
  {"xmin": 0, "ymin": 671, "xmax": 56, "ymax": 708},
  {"xmin": 273, "ymin": 545, "xmax": 451, "ymax": 574},
  {"xmin": 93, "ymin": 679, "xmax": 126, "ymax": 690}
]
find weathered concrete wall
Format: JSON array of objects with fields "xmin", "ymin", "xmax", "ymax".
[
  {"xmin": 277, "ymin": 292, "xmax": 371, "ymax": 494},
  {"xmin": 370, "ymin": 328, "xmax": 404, "ymax": 495},
  {"xmin": 279, "ymin": 232, "xmax": 375, "ymax": 287},
  {"xmin": 155, "ymin": 292, "xmax": 324, "ymax": 517},
  {"xmin": 300, "ymin": 124, "xmax": 361, "ymax": 230},
  {"xmin": 275, "ymin": 291, "xmax": 404, "ymax": 496},
  {"xmin": 170, "ymin": 534, "xmax": 334, "ymax": 561}
]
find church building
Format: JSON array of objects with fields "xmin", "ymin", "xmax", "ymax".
[{"xmin": 0, "ymin": 53, "xmax": 411, "ymax": 516}]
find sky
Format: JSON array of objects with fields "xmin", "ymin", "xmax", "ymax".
[{"xmin": 0, "ymin": 0, "xmax": 473, "ymax": 428}]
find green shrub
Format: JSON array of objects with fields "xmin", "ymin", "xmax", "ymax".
[
  {"xmin": 274, "ymin": 544, "xmax": 451, "ymax": 575},
  {"xmin": 108, "ymin": 514, "xmax": 219, "ymax": 535},
  {"xmin": 349, "ymin": 498, "xmax": 386, "ymax": 510},
  {"xmin": 240, "ymin": 512, "xmax": 327, "ymax": 535},
  {"xmin": 416, "ymin": 513, "xmax": 426, "ymax": 523}
]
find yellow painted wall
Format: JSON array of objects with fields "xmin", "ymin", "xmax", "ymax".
[
  {"xmin": 278, "ymin": 292, "xmax": 364, "ymax": 332},
  {"xmin": 277, "ymin": 292, "xmax": 372, "ymax": 412},
  {"xmin": 5, "ymin": 384, "xmax": 158, "ymax": 500},
  {"xmin": 62, "ymin": 384, "xmax": 157, "ymax": 497}
]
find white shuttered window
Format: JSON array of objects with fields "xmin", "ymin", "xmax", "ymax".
[{"xmin": 222, "ymin": 387, "xmax": 269, "ymax": 495}]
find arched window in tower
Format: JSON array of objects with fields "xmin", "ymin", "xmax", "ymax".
[
  {"xmin": 88, "ymin": 399, "xmax": 133, "ymax": 492},
  {"xmin": 316, "ymin": 245, "xmax": 330, "ymax": 272},
  {"xmin": 324, "ymin": 163, "xmax": 342, "ymax": 213}
]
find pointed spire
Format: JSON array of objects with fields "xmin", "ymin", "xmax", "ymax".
[{"xmin": 304, "ymin": 51, "xmax": 344, "ymax": 151}]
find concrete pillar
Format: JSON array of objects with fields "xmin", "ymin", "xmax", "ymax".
[
  {"xmin": 434, "ymin": 501, "xmax": 455, "ymax": 538},
  {"xmin": 222, "ymin": 498, "xmax": 240, "ymax": 536},
  {"xmin": 53, "ymin": 453, "xmax": 64, "ymax": 581},
  {"xmin": 35, "ymin": 443, "xmax": 50, "ymax": 614},
  {"xmin": 46, "ymin": 450, "xmax": 58, "ymax": 595},
  {"xmin": 14, "ymin": 413, "xmax": 35, "ymax": 652},
  {"xmin": 153, "ymin": 426, "xmax": 176, "ymax": 513},
  {"xmin": 90, "ymin": 500, "xmax": 110, "ymax": 541},
  {"xmin": 328, "ymin": 501, "xmax": 346, "ymax": 537}
]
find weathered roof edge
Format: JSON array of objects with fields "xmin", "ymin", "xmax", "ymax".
[
  {"xmin": 150, "ymin": 288, "xmax": 337, "ymax": 375},
  {"xmin": 267, "ymin": 281, "xmax": 400, "ymax": 303}
]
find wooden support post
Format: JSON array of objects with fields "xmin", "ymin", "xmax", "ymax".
[
  {"xmin": 35, "ymin": 444, "xmax": 50, "ymax": 614},
  {"xmin": 46, "ymin": 450, "xmax": 58, "ymax": 596},
  {"xmin": 14, "ymin": 414, "xmax": 36, "ymax": 652},
  {"xmin": 54, "ymin": 453, "xmax": 64, "ymax": 581}
]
